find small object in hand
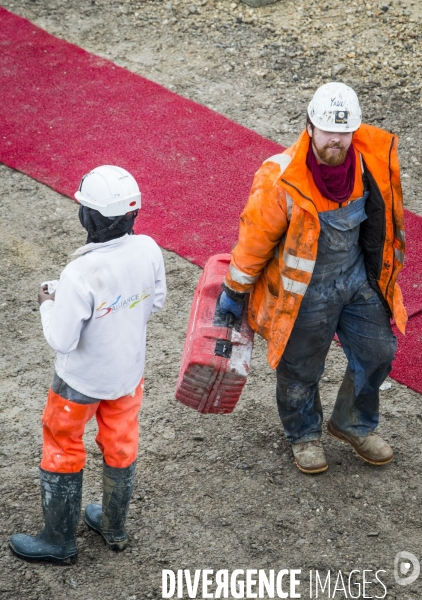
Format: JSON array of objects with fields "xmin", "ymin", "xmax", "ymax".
[
  {"xmin": 38, "ymin": 285, "xmax": 56, "ymax": 306},
  {"xmin": 41, "ymin": 280, "xmax": 59, "ymax": 294}
]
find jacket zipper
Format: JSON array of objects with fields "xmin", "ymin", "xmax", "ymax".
[
  {"xmin": 281, "ymin": 178, "xmax": 314, "ymax": 205},
  {"xmin": 384, "ymin": 136, "xmax": 396, "ymax": 300}
]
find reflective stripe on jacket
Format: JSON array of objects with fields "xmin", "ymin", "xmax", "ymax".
[{"xmin": 224, "ymin": 124, "xmax": 407, "ymax": 369}]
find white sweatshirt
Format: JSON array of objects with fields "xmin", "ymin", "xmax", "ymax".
[{"xmin": 40, "ymin": 234, "xmax": 166, "ymax": 399}]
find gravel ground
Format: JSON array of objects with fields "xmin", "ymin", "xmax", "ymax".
[{"xmin": 1, "ymin": 0, "xmax": 422, "ymax": 598}]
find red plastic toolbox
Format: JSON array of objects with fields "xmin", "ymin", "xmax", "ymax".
[{"xmin": 175, "ymin": 254, "xmax": 254, "ymax": 414}]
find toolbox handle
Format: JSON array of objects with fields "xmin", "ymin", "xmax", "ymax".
[
  {"xmin": 213, "ymin": 293, "xmax": 243, "ymax": 331},
  {"xmin": 213, "ymin": 293, "xmax": 244, "ymax": 359}
]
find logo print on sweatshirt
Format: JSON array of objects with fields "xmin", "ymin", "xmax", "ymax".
[{"xmin": 95, "ymin": 289, "xmax": 151, "ymax": 319}]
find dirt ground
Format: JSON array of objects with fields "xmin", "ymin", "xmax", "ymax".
[{"xmin": 1, "ymin": 0, "xmax": 422, "ymax": 598}]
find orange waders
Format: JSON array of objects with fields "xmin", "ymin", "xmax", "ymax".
[{"xmin": 40, "ymin": 379, "xmax": 144, "ymax": 473}]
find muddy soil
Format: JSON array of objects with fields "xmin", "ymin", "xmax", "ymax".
[{"xmin": 0, "ymin": 0, "xmax": 422, "ymax": 598}]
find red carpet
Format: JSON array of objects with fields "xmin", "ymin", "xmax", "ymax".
[
  {"xmin": 0, "ymin": 8, "xmax": 421, "ymax": 392},
  {"xmin": 0, "ymin": 7, "xmax": 281, "ymax": 266},
  {"xmin": 401, "ymin": 210, "xmax": 422, "ymax": 319},
  {"xmin": 392, "ymin": 314, "xmax": 422, "ymax": 394}
]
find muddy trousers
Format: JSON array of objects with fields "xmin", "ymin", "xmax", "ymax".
[
  {"xmin": 40, "ymin": 378, "xmax": 144, "ymax": 473},
  {"xmin": 276, "ymin": 280, "xmax": 397, "ymax": 444}
]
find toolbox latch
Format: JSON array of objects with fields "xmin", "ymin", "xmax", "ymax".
[{"xmin": 214, "ymin": 339, "xmax": 233, "ymax": 359}]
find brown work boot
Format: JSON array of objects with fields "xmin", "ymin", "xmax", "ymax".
[
  {"xmin": 291, "ymin": 440, "xmax": 328, "ymax": 474},
  {"xmin": 327, "ymin": 420, "xmax": 393, "ymax": 465}
]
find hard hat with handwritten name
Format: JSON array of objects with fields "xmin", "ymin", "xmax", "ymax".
[{"xmin": 308, "ymin": 82, "xmax": 362, "ymax": 133}]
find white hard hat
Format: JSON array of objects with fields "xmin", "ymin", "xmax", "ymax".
[
  {"xmin": 75, "ymin": 165, "xmax": 141, "ymax": 217},
  {"xmin": 308, "ymin": 82, "xmax": 362, "ymax": 133}
]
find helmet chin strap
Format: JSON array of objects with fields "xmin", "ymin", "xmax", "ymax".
[{"xmin": 87, "ymin": 211, "xmax": 124, "ymax": 238}]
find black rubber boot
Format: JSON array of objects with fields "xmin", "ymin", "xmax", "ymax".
[
  {"xmin": 84, "ymin": 460, "xmax": 136, "ymax": 551},
  {"xmin": 9, "ymin": 468, "xmax": 82, "ymax": 565}
]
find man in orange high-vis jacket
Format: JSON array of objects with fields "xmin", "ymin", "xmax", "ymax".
[
  {"xmin": 10, "ymin": 166, "xmax": 166, "ymax": 564},
  {"xmin": 220, "ymin": 82, "xmax": 406, "ymax": 474}
]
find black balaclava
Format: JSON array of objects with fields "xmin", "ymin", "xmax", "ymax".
[{"xmin": 78, "ymin": 205, "xmax": 138, "ymax": 244}]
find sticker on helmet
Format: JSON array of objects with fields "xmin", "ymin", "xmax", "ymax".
[{"xmin": 334, "ymin": 110, "xmax": 349, "ymax": 124}]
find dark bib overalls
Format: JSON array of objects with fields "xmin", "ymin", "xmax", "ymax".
[{"xmin": 276, "ymin": 193, "xmax": 397, "ymax": 444}]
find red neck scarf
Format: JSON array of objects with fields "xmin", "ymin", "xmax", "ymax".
[{"xmin": 306, "ymin": 142, "xmax": 356, "ymax": 204}]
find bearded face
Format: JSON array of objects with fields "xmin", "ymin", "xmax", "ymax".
[
  {"xmin": 313, "ymin": 140, "xmax": 349, "ymax": 166},
  {"xmin": 306, "ymin": 124, "xmax": 353, "ymax": 167}
]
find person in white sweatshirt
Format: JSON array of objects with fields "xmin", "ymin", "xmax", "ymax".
[{"xmin": 10, "ymin": 166, "xmax": 166, "ymax": 564}]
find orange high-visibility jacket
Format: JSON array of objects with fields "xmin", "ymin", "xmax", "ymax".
[{"xmin": 225, "ymin": 124, "xmax": 407, "ymax": 369}]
